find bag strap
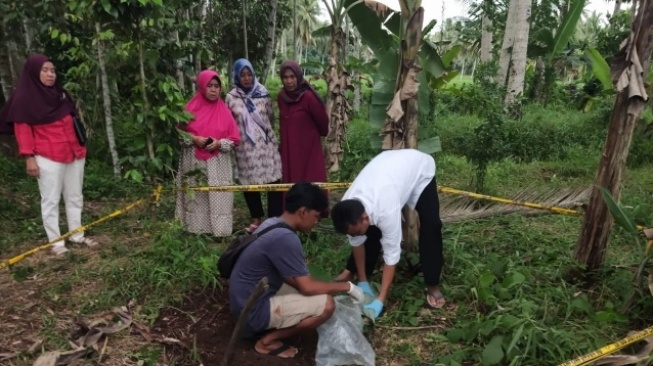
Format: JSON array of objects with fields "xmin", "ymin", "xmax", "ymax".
[{"xmin": 252, "ymin": 221, "xmax": 293, "ymax": 239}]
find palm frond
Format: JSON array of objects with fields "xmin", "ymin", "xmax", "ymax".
[
  {"xmin": 439, "ymin": 185, "xmax": 590, "ymax": 223},
  {"xmin": 315, "ymin": 185, "xmax": 591, "ymax": 233}
]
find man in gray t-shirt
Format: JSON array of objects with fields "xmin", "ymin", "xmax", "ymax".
[{"xmin": 229, "ymin": 183, "xmax": 364, "ymax": 359}]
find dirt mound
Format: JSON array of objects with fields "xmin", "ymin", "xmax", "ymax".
[{"xmin": 152, "ymin": 284, "xmax": 318, "ymax": 366}]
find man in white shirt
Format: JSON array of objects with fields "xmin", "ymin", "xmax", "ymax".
[{"xmin": 331, "ymin": 149, "xmax": 445, "ymax": 319}]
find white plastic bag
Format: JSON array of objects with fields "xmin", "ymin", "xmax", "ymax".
[{"xmin": 315, "ymin": 295, "xmax": 375, "ymax": 366}]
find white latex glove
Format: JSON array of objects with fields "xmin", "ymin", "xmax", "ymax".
[{"xmin": 347, "ymin": 281, "xmax": 365, "ymax": 304}]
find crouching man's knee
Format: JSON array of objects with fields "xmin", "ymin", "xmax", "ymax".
[{"xmin": 322, "ymin": 295, "xmax": 336, "ymax": 319}]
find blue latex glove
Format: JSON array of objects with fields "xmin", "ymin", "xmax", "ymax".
[
  {"xmin": 363, "ymin": 299, "xmax": 384, "ymax": 319},
  {"xmin": 357, "ymin": 281, "xmax": 376, "ymax": 297}
]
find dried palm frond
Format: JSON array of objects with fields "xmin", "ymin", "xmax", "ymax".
[
  {"xmin": 316, "ymin": 185, "xmax": 591, "ymax": 232},
  {"xmin": 439, "ymin": 185, "xmax": 591, "ymax": 224},
  {"xmin": 594, "ymin": 333, "xmax": 653, "ymax": 366}
]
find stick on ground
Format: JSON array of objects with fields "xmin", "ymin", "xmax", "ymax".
[{"xmin": 220, "ymin": 277, "xmax": 269, "ymax": 366}]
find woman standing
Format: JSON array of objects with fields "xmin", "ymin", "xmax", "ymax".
[
  {"xmin": 226, "ymin": 58, "xmax": 283, "ymax": 233},
  {"xmin": 176, "ymin": 70, "xmax": 240, "ymax": 237},
  {"xmin": 277, "ymin": 60, "xmax": 329, "ymax": 214},
  {"xmin": 0, "ymin": 54, "xmax": 97, "ymax": 255}
]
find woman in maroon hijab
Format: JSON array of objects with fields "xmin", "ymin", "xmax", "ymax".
[
  {"xmin": 0, "ymin": 54, "xmax": 97, "ymax": 255},
  {"xmin": 277, "ymin": 61, "xmax": 329, "ymax": 213}
]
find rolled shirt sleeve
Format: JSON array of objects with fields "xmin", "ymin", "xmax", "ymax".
[{"xmin": 348, "ymin": 234, "xmax": 367, "ymax": 247}]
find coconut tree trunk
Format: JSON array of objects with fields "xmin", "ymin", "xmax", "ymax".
[
  {"xmin": 138, "ymin": 40, "xmax": 155, "ymax": 161},
  {"xmin": 480, "ymin": 13, "xmax": 493, "ymax": 63},
  {"xmin": 504, "ymin": 0, "xmax": 532, "ymax": 106},
  {"xmin": 497, "ymin": 0, "xmax": 520, "ymax": 85},
  {"xmin": 242, "ymin": 0, "xmax": 249, "ymax": 59},
  {"xmin": 95, "ymin": 23, "xmax": 121, "ymax": 177},
  {"xmin": 292, "ymin": 0, "xmax": 297, "ymax": 60},
  {"xmin": 260, "ymin": 0, "xmax": 279, "ymax": 85},
  {"xmin": 613, "ymin": 0, "xmax": 622, "ymax": 15},
  {"xmin": 325, "ymin": 26, "xmax": 351, "ymax": 173},
  {"xmin": 574, "ymin": 0, "xmax": 653, "ymax": 275}
]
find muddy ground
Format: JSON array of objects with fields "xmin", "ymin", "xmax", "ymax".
[{"xmin": 152, "ymin": 284, "xmax": 319, "ymax": 366}]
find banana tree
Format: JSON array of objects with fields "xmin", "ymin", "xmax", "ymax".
[
  {"xmin": 345, "ymin": 0, "xmax": 455, "ymax": 154},
  {"xmin": 527, "ymin": 0, "xmax": 589, "ymax": 103},
  {"xmin": 345, "ymin": 0, "xmax": 457, "ymax": 249},
  {"xmin": 319, "ymin": 0, "xmax": 361, "ymax": 174}
]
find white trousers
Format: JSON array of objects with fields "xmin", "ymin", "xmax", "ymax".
[{"xmin": 35, "ymin": 156, "xmax": 85, "ymax": 247}]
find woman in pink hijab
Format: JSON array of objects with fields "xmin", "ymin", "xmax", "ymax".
[{"xmin": 176, "ymin": 70, "xmax": 240, "ymax": 236}]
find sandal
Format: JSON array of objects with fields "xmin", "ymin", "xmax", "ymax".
[
  {"xmin": 255, "ymin": 342, "xmax": 298, "ymax": 358},
  {"xmin": 51, "ymin": 245, "xmax": 69, "ymax": 256},
  {"xmin": 70, "ymin": 237, "xmax": 99, "ymax": 248},
  {"xmin": 426, "ymin": 289, "xmax": 446, "ymax": 309}
]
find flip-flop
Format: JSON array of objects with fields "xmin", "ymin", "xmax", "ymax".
[
  {"xmin": 70, "ymin": 237, "xmax": 99, "ymax": 248},
  {"xmin": 256, "ymin": 342, "xmax": 298, "ymax": 358},
  {"xmin": 426, "ymin": 289, "xmax": 446, "ymax": 309}
]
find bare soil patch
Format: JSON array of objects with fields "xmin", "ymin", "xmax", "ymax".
[{"xmin": 152, "ymin": 283, "xmax": 318, "ymax": 366}]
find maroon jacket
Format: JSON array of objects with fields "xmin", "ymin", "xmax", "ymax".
[{"xmin": 277, "ymin": 90, "xmax": 329, "ymax": 184}]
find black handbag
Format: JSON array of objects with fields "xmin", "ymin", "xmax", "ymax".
[{"xmin": 72, "ymin": 116, "xmax": 87, "ymax": 146}]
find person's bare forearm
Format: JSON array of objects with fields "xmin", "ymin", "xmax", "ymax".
[
  {"xmin": 286, "ymin": 276, "xmax": 350, "ymax": 296},
  {"xmin": 377, "ymin": 264, "xmax": 396, "ymax": 302}
]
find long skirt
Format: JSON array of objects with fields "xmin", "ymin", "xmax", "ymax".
[{"xmin": 175, "ymin": 149, "xmax": 233, "ymax": 236}]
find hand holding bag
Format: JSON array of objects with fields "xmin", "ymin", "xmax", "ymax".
[{"xmin": 72, "ymin": 115, "xmax": 87, "ymax": 146}]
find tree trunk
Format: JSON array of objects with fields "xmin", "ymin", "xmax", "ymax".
[
  {"xmin": 297, "ymin": 43, "xmax": 303, "ymax": 64},
  {"xmin": 95, "ymin": 23, "xmax": 121, "ymax": 177},
  {"xmin": 242, "ymin": 0, "xmax": 248, "ymax": 60},
  {"xmin": 0, "ymin": 36, "xmax": 14, "ymax": 101},
  {"xmin": 325, "ymin": 26, "xmax": 350, "ymax": 173},
  {"xmin": 384, "ymin": 5, "xmax": 425, "ymax": 252},
  {"xmin": 280, "ymin": 30, "xmax": 287, "ymax": 62},
  {"xmin": 504, "ymin": 0, "xmax": 531, "ymax": 106},
  {"xmin": 480, "ymin": 14, "xmax": 493, "ymax": 63},
  {"xmin": 613, "ymin": 0, "xmax": 622, "ymax": 15},
  {"xmin": 260, "ymin": 0, "xmax": 279, "ymax": 85},
  {"xmin": 292, "ymin": 0, "xmax": 297, "ymax": 60},
  {"xmin": 559, "ymin": 0, "xmax": 571, "ymax": 22},
  {"xmin": 174, "ymin": 30, "xmax": 186, "ymax": 91},
  {"xmin": 496, "ymin": 0, "xmax": 520, "ymax": 85},
  {"xmin": 573, "ymin": 0, "xmax": 653, "ymax": 276},
  {"xmin": 402, "ymin": 97, "xmax": 420, "ymax": 250},
  {"xmin": 532, "ymin": 57, "xmax": 546, "ymax": 101},
  {"xmin": 352, "ymin": 32, "xmax": 362, "ymax": 115},
  {"xmin": 22, "ymin": 19, "xmax": 33, "ymax": 52},
  {"xmin": 138, "ymin": 41, "xmax": 155, "ymax": 161}
]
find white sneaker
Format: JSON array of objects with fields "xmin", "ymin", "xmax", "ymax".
[{"xmin": 51, "ymin": 245, "xmax": 69, "ymax": 256}]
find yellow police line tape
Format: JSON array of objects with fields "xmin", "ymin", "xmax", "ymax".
[
  {"xmin": 178, "ymin": 183, "xmax": 581, "ymax": 215},
  {"xmin": 176, "ymin": 183, "xmax": 648, "ymax": 231},
  {"xmin": 0, "ymin": 186, "xmax": 163, "ymax": 271},
  {"xmin": 176, "ymin": 182, "xmax": 585, "ymax": 216},
  {"xmin": 1, "ymin": 182, "xmax": 647, "ymax": 271},
  {"xmin": 557, "ymin": 325, "xmax": 653, "ymax": 366}
]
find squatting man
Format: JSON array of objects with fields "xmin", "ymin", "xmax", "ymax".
[{"xmin": 229, "ymin": 182, "xmax": 365, "ymax": 359}]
